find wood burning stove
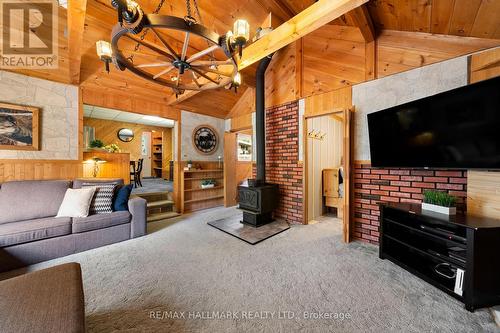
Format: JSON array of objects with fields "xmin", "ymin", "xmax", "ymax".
[{"xmin": 237, "ymin": 54, "xmax": 279, "ymax": 227}]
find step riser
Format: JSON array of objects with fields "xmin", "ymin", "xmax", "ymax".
[{"xmin": 148, "ymin": 207, "xmax": 174, "ymax": 215}]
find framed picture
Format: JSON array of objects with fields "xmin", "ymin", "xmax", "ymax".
[
  {"xmin": 0, "ymin": 102, "xmax": 40, "ymax": 151},
  {"xmin": 237, "ymin": 133, "xmax": 252, "ymax": 162}
]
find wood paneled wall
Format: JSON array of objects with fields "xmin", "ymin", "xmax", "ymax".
[
  {"xmin": 258, "ymin": 28, "xmax": 500, "ymax": 110},
  {"xmin": 467, "ymin": 47, "xmax": 500, "ymax": 220},
  {"xmin": 82, "ymin": 152, "xmax": 130, "ymax": 183},
  {"xmin": 81, "ymin": 87, "xmax": 180, "ymax": 121},
  {"xmin": 83, "ymin": 117, "xmax": 173, "ymax": 162},
  {"xmin": 0, "ymin": 160, "xmax": 82, "ymax": 183},
  {"xmin": 303, "ymin": 26, "xmax": 366, "ymax": 96},
  {"xmin": 376, "ymin": 30, "xmax": 500, "ymax": 78}
]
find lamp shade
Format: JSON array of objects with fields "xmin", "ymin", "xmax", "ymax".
[
  {"xmin": 233, "ymin": 19, "xmax": 250, "ymax": 43},
  {"xmin": 96, "ymin": 40, "xmax": 112, "ymax": 60}
]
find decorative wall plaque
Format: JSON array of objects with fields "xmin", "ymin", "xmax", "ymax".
[{"xmin": 192, "ymin": 125, "xmax": 218, "ymax": 155}]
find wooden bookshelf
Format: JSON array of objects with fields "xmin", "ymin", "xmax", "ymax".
[
  {"xmin": 180, "ymin": 166, "xmax": 224, "ymax": 213},
  {"xmin": 151, "ymin": 133, "xmax": 163, "ymax": 178}
]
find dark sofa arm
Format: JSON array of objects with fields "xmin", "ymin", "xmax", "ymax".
[{"xmin": 128, "ymin": 197, "xmax": 147, "ymax": 238}]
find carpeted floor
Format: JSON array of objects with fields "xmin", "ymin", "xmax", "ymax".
[{"xmin": 0, "ymin": 207, "xmax": 497, "ymax": 332}]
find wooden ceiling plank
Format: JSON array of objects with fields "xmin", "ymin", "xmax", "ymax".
[
  {"xmin": 470, "ymin": 1, "xmax": 500, "ymax": 39},
  {"xmin": 411, "ymin": 0, "xmax": 432, "ymax": 33},
  {"xmin": 448, "ymin": 0, "xmax": 482, "ymax": 37},
  {"xmin": 431, "ymin": 0, "xmax": 455, "ymax": 34},
  {"xmin": 239, "ymin": 0, "xmax": 369, "ymax": 70},
  {"xmin": 347, "ymin": 5, "xmax": 375, "ymax": 42},
  {"xmin": 68, "ymin": 0, "xmax": 88, "ymax": 84}
]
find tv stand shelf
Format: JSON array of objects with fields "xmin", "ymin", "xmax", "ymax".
[{"xmin": 379, "ymin": 203, "xmax": 500, "ymax": 311}]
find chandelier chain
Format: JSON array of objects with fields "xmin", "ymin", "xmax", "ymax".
[{"xmin": 127, "ymin": 0, "xmax": 167, "ymax": 63}]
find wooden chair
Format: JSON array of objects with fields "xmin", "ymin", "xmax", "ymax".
[{"xmin": 130, "ymin": 158, "xmax": 144, "ymax": 188}]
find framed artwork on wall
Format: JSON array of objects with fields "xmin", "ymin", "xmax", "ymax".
[
  {"xmin": 192, "ymin": 125, "xmax": 219, "ymax": 155},
  {"xmin": 0, "ymin": 102, "xmax": 40, "ymax": 151}
]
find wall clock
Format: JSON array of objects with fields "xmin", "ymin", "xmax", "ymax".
[{"xmin": 192, "ymin": 125, "xmax": 218, "ymax": 155}]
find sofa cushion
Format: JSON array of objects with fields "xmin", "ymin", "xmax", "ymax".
[
  {"xmin": 0, "ymin": 180, "xmax": 71, "ymax": 224},
  {"xmin": 0, "ymin": 217, "xmax": 72, "ymax": 247},
  {"xmin": 72, "ymin": 211, "xmax": 131, "ymax": 234},
  {"xmin": 113, "ymin": 184, "xmax": 133, "ymax": 211},
  {"xmin": 81, "ymin": 183, "xmax": 117, "ymax": 214},
  {"xmin": 0, "ymin": 262, "xmax": 85, "ymax": 333}
]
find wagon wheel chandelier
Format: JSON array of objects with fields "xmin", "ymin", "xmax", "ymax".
[{"xmin": 96, "ymin": 0, "xmax": 250, "ymax": 95}]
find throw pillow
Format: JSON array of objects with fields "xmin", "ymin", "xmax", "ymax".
[
  {"xmin": 56, "ymin": 187, "xmax": 96, "ymax": 218},
  {"xmin": 113, "ymin": 184, "xmax": 133, "ymax": 211},
  {"xmin": 82, "ymin": 183, "xmax": 117, "ymax": 214}
]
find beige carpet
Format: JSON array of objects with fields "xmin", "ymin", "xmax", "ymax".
[{"xmin": 1, "ymin": 207, "xmax": 497, "ymax": 332}]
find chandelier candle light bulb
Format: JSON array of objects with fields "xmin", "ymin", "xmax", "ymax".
[
  {"xmin": 96, "ymin": 40, "xmax": 113, "ymax": 73},
  {"xmin": 233, "ymin": 19, "xmax": 250, "ymax": 57}
]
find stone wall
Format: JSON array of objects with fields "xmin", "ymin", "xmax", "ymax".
[{"xmin": 0, "ymin": 70, "xmax": 79, "ymax": 160}]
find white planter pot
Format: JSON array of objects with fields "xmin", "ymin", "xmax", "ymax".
[
  {"xmin": 422, "ymin": 202, "xmax": 456, "ymax": 215},
  {"xmin": 201, "ymin": 184, "xmax": 215, "ymax": 189}
]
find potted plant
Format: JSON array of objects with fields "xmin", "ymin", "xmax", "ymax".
[
  {"xmin": 187, "ymin": 160, "xmax": 193, "ymax": 169},
  {"xmin": 422, "ymin": 190, "xmax": 457, "ymax": 215},
  {"xmin": 201, "ymin": 179, "xmax": 215, "ymax": 189},
  {"xmin": 89, "ymin": 139, "xmax": 104, "ymax": 150}
]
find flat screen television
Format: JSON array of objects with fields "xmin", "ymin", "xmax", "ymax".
[{"xmin": 367, "ymin": 76, "xmax": 500, "ymax": 169}]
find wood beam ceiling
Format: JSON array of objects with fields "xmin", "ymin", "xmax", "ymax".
[
  {"xmin": 347, "ymin": 5, "xmax": 375, "ymax": 42},
  {"xmin": 238, "ymin": 0, "xmax": 369, "ymax": 70}
]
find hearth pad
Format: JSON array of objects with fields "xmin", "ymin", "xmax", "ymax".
[{"xmin": 208, "ymin": 215, "xmax": 290, "ymax": 245}]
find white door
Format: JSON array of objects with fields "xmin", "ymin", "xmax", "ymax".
[{"xmin": 141, "ymin": 132, "xmax": 152, "ymax": 177}]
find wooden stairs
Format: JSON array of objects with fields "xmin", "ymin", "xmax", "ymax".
[{"xmin": 131, "ymin": 191, "xmax": 180, "ymax": 222}]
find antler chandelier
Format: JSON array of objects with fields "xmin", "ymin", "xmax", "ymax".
[{"xmin": 96, "ymin": 0, "xmax": 250, "ymax": 95}]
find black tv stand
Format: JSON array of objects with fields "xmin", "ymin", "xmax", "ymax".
[{"xmin": 379, "ymin": 203, "xmax": 500, "ymax": 311}]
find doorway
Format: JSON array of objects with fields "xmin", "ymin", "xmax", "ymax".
[
  {"xmin": 304, "ymin": 108, "xmax": 352, "ymax": 242},
  {"xmin": 141, "ymin": 131, "xmax": 152, "ymax": 178}
]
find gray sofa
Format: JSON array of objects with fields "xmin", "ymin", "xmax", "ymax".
[{"xmin": 0, "ymin": 179, "xmax": 147, "ymax": 272}]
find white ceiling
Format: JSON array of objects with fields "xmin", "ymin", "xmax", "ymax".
[{"xmin": 83, "ymin": 105, "xmax": 175, "ymax": 128}]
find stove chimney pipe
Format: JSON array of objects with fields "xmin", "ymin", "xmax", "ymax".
[{"xmin": 255, "ymin": 54, "xmax": 273, "ymax": 183}]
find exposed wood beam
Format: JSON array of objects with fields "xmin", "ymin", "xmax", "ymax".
[
  {"xmin": 238, "ymin": 0, "xmax": 369, "ymax": 70},
  {"xmin": 347, "ymin": 5, "xmax": 375, "ymax": 42},
  {"xmin": 68, "ymin": 0, "xmax": 88, "ymax": 84},
  {"xmin": 365, "ymin": 40, "xmax": 376, "ymax": 80}
]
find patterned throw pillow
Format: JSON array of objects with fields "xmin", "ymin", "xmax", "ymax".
[{"xmin": 82, "ymin": 183, "xmax": 117, "ymax": 214}]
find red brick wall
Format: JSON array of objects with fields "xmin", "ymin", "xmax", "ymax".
[
  {"xmin": 255, "ymin": 100, "xmax": 303, "ymax": 224},
  {"xmin": 353, "ymin": 163, "xmax": 467, "ymax": 244}
]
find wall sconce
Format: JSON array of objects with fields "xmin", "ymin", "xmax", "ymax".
[
  {"xmin": 84, "ymin": 157, "xmax": 107, "ymax": 177},
  {"xmin": 96, "ymin": 40, "xmax": 113, "ymax": 73}
]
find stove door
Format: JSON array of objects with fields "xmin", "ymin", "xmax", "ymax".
[{"xmin": 238, "ymin": 188, "xmax": 260, "ymax": 211}]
